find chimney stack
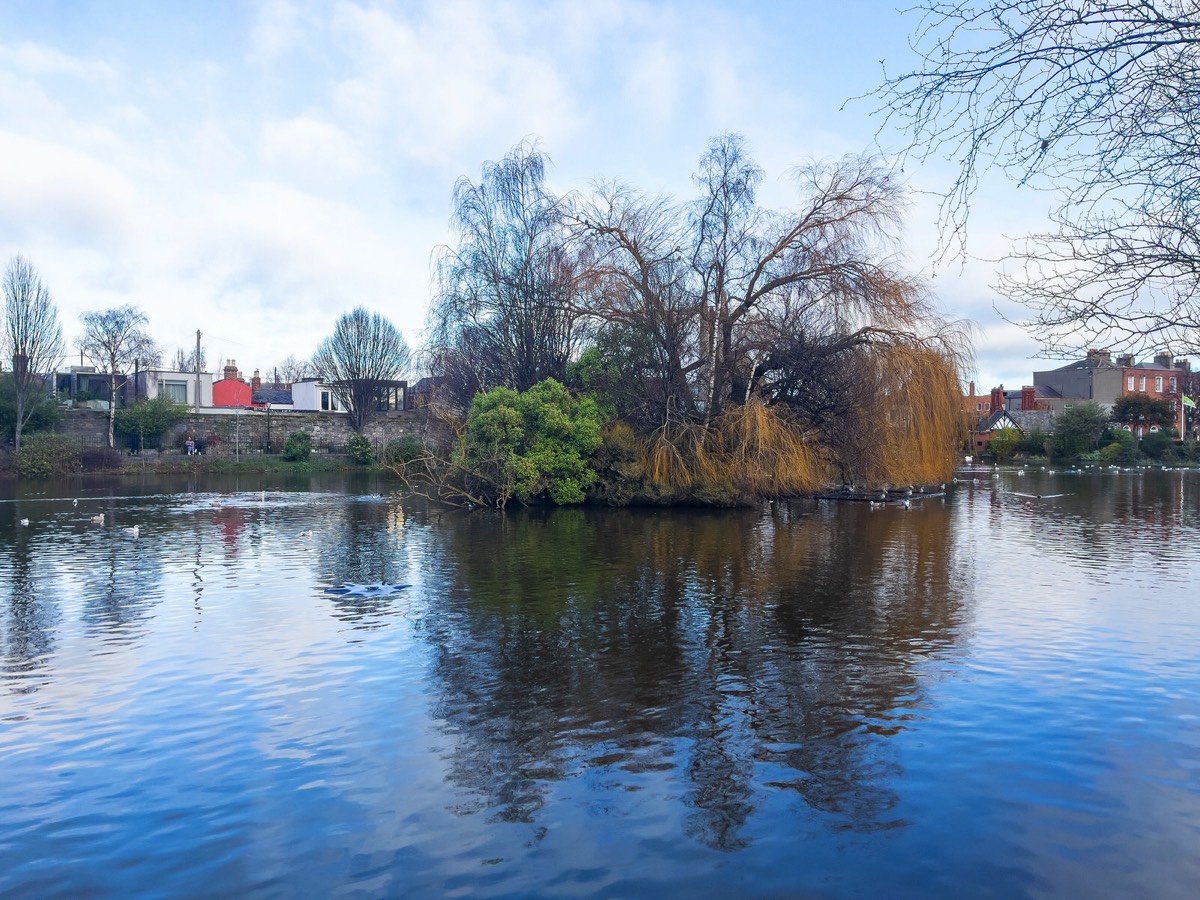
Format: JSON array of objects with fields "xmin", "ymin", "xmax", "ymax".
[
  {"xmin": 1117, "ymin": 353, "xmax": 1134, "ymax": 367},
  {"xmin": 1021, "ymin": 385, "xmax": 1036, "ymax": 410},
  {"xmin": 990, "ymin": 384, "xmax": 1005, "ymax": 412},
  {"xmin": 1154, "ymin": 352, "xmax": 1173, "ymax": 369},
  {"xmin": 223, "ymin": 359, "xmax": 239, "ymax": 382},
  {"xmin": 252, "ymin": 369, "xmax": 262, "ymax": 391},
  {"xmin": 1086, "ymin": 348, "xmax": 1112, "ymax": 363}
]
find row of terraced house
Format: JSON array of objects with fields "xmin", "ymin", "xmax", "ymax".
[
  {"xmin": 57, "ymin": 360, "xmax": 441, "ymax": 415},
  {"xmin": 964, "ymin": 349, "xmax": 1198, "ymax": 455}
]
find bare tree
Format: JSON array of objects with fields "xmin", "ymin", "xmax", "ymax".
[
  {"xmin": 79, "ymin": 305, "xmax": 160, "ymax": 448},
  {"xmin": 312, "ymin": 307, "xmax": 410, "ymax": 432},
  {"xmin": 2, "ymin": 255, "xmax": 65, "ymax": 450},
  {"xmin": 574, "ymin": 184, "xmax": 699, "ymax": 426},
  {"xmin": 429, "ymin": 139, "xmax": 583, "ymax": 403},
  {"xmin": 577, "ymin": 136, "xmax": 959, "ymax": 423},
  {"xmin": 273, "ymin": 354, "xmax": 315, "ymax": 385},
  {"xmin": 877, "ymin": 0, "xmax": 1200, "ymax": 354},
  {"xmin": 173, "ymin": 345, "xmax": 207, "ymax": 373}
]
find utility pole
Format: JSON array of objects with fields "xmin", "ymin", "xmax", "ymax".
[{"xmin": 195, "ymin": 329, "xmax": 201, "ymax": 412}]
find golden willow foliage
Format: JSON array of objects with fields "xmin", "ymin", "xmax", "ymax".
[
  {"xmin": 855, "ymin": 343, "xmax": 965, "ymax": 487},
  {"xmin": 638, "ymin": 402, "xmax": 831, "ymax": 499},
  {"xmin": 632, "ymin": 341, "xmax": 965, "ymax": 498}
]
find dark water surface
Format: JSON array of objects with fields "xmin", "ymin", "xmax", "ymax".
[{"xmin": 1, "ymin": 469, "xmax": 1197, "ymax": 897}]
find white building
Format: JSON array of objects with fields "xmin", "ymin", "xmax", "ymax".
[
  {"xmin": 290, "ymin": 379, "xmax": 346, "ymax": 413},
  {"xmin": 128, "ymin": 368, "xmax": 214, "ymax": 408}
]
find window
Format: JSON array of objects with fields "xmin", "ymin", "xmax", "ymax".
[
  {"xmin": 321, "ymin": 390, "xmax": 330, "ymax": 411},
  {"xmin": 162, "ymin": 380, "xmax": 187, "ymax": 403},
  {"xmin": 1139, "ymin": 376, "xmax": 1146, "ymax": 391},
  {"xmin": 1170, "ymin": 376, "xmax": 1178, "ymax": 392},
  {"xmin": 1127, "ymin": 375, "xmax": 1135, "ymax": 391},
  {"xmin": 1155, "ymin": 376, "xmax": 1163, "ymax": 392},
  {"xmin": 976, "ymin": 402, "xmax": 983, "ymax": 411}
]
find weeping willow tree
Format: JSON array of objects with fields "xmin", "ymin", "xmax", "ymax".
[
  {"xmin": 428, "ymin": 140, "xmax": 583, "ymax": 406},
  {"xmin": 638, "ymin": 403, "xmax": 830, "ymax": 501},
  {"xmin": 425, "ymin": 135, "xmax": 973, "ymax": 504},
  {"xmin": 845, "ymin": 342, "xmax": 967, "ymax": 487}
]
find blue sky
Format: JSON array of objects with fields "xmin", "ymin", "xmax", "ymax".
[{"xmin": 0, "ymin": 0, "xmax": 1053, "ymax": 389}]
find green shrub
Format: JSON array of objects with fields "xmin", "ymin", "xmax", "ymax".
[
  {"xmin": 347, "ymin": 433, "xmax": 373, "ymax": 465},
  {"xmin": 988, "ymin": 427, "xmax": 1020, "ymax": 462},
  {"xmin": 16, "ymin": 433, "xmax": 81, "ymax": 478},
  {"xmin": 282, "ymin": 430, "xmax": 312, "ymax": 461},
  {"xmin": 457, "ymin": 378, "xmax": 606, "ymax": 506},
  {"xmin": 116, "ymin": 395, "xmax": 189, "ymax": 451},
  {"xmin": 383, "ymin": 436, "xmax": 429, "ymax": 473},
  {"xmin": 1098, "ymin": 429, "xmax": 1138, "ymax": 465},
  {"xmin": 1015, "ymin": 428, "xmax": 1048, "ymax": 455},
  {"xmin": 1140, "ymin": 430, "xmax": 1175, "ymax": 460}
]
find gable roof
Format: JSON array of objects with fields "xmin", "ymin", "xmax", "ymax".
[
  {"xmin": 978, "ymin": 408, "xmax": 1056, "ymax": 434},
  {"xmin": 1009, "ymin": 409, "xmax": 1056, "ymax": 433}
]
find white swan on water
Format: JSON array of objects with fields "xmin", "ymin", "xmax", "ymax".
[{"xmin": 124, "ymin": 525, "xmax": 140, "ymax": 538}]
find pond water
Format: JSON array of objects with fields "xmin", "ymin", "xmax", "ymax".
[{"xmin": 1, "ymin": 468, "xmax": 1198, "ymax": 898}]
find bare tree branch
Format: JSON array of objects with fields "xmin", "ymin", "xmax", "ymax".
[
  {"xmin": 3, "ymin": 255, "xmax": 65, "ymax": 451},
  {"xmin": 79, "ymin": 305, "xmax": 159, "ymax": 448},
  {"xmin": 312, "ymin": 308, "xmax": 410, "ymax": 432}
]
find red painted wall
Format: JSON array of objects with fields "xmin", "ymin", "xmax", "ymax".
[{"xmin": 213, "ymin": 379, "xmax": 252, "ymax": 407}]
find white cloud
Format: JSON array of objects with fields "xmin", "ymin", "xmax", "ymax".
[
  {"xmin": 248, "ymin": 0, "xmax": 306, "ymax": 63},
  {"xmin": 0, "ymin": 40, "xmax": 116, "ymax": 82},
  {"xmin": 0, "ymin": 131, "xmax": 138, "ymax": 250},
  {"xmin": 329, "ymin": 0, "xmax": 580, "ymax": 169},
  {"xmin": 259, "ymin": 114, "xmax": 376, "ymax": 185}
]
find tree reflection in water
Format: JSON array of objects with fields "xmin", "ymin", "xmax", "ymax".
[
  {"xmin": 3, "ymin": 528, "xmax": 60, "ymax": 696},
  {"xmin": 419, "ymin": 501, "xmax": 970, "ymax": 848},
  {"xmin": 317, "ymin": 497, "xmax": 410, "ymax": 627},
  {"xmin": 80, "ymin": 535, "xmax": 164, "ymax": 642}
]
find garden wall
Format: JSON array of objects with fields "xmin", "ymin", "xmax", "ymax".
[{"xmin": 55, "ymin": 407, "xmax": 450, "ymax": 458}]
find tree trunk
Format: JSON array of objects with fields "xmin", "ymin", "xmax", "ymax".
[{"xmin": 108, "ymin": 375, "xmax": 117, "ymax": 448}]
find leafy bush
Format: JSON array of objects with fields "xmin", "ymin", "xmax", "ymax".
[
  {"xmin": 1015, "ymin": 428, "xmax": 1048, "ymax": 455},
  {"xmin": 347, "ymin": 433, "xmax": 374, "ymax": 465},
  {"xmin": 1050, "ymin": 402, "xmax": 1110, "ymax": 459},
  {"xmin": 0, "ymin": 373, "xmax": 62, "ymax": 443},
  {"xmin": 1098, "ymin": 429, "xmax": 1138, "ymax": 466},
  {"xmin": 988, "ymin": 427, "xmax": 1020, "ymax": 462},
  {"xmin": 383, "ymin": 436, "xmax": 430, "ymax": 473},
  {"xmin": 15, "ymin": 433, "xmax": 81, "ymax": 478},
  {"xmin": 457, "ymin": 378, "xmax": 606, "ymax": 506},
  {"xmin": 282, "ymin": 430, "xmax": 312, "ymax": 461},
  {"xmin": 1140, "ymin": 430, "xmax": 1176, "ymax": 460},
  {"xmin": 116, "ymin": 395, "xmax": 189, "ymax": 451}
]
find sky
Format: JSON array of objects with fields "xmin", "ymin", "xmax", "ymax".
[{"xmin": 1, "ymin": 0, "xmax": 1062, "ymax": 389}]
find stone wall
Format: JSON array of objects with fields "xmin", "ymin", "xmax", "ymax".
[{"xmin": 55, "ymin": 407, "xmax": 449, "ymax": 457}]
